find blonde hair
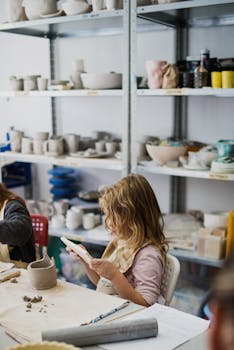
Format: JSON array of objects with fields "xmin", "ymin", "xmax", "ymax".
[
  {"xmin": 99, "ymin": 174, "xmax": 168, "ymax": 257},
  {"xmin": 0, "ymin": 183, "xmax": 25, "ymax": 210}
]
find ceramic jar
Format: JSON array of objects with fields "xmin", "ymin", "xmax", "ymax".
[
  {"xmin": 70, "ymin": 58, "xmax": 85, "ymax": 89},
  {"xmin": 145, "ymin": 60, "xmax": 167, "ymax": 89},
  {"xmin": 6, "ymin": 0, "xmax": 27, "ymax": 23}
]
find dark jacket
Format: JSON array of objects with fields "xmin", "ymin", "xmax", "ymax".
[{"xmin": 0, "ymin": 200, "xmax": 36, "ymax": 262}]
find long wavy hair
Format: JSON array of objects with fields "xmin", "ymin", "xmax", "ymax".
[
  {"xmin": 0, "ymin": 183, "xmax": 25, "ymax": 210},
  {"xmin": 99, "ymin": 174, "xmax": 168, "ymax": 258}
]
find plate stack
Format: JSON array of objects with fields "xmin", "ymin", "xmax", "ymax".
[{"xmin": 48, "ymin": 167, "xmax": 78, "ymax": 200}]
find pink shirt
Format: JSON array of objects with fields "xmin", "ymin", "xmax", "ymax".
[{"xmin": 125, "ymin": 245, "xmax": 164, "ymax": 306}]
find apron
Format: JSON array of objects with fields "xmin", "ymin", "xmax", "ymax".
[
  {"xmin": 96, "ymin": 238, "xmax": 150, "ymax": 295},
  {"xmin": 0, "ymin": 200, "xmax": 28, "ymax": 269},
  {"xmin": 0, "ymin": 200, "xmax": 11, "ymax": 262}
]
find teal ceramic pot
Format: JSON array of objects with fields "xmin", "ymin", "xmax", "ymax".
[{"xmin": 216, "ymin": 140, "xmax": 234, "ymax": 158}]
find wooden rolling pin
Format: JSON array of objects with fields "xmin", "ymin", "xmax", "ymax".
[
  {"xmin": 42, "ymin": 317, "xmax": 158, "ymax": 346},
  {"xmin": 0, "ymin": 268, "xmax": 20, "ymax": 282}
]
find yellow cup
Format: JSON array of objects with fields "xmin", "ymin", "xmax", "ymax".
[
  {"xmin": 211, "ymin": 71, "xmax": 222, "ymax": 88},
  {"xmin": 222, "ymin": 70, "xmax": 233, "ymax": 88}
]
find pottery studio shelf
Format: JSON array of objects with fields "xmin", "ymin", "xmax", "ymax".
[
  {"xmin": 0, "ymin": 90, "xmax": 123, "ymax": 98},
  {"xmin": 138, "ymin": 161, "xmax": 234, "ymax": 181},
  {"xmin": 49, "ymin": 224, "xmax": 224, "ymax": 267},
  {"xmin": 0, "ymin": 9, "xmax": 125, "ymax": 38},
  {"xmin": 0, "ymin": 152, "xmax": 122, "ymax": 171},
  {"xmin": 137, "ymin": 88, "xmax": 234, "ymax": 97}
]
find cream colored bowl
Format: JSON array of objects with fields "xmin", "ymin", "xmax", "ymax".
[
  {"xmin": 62, "ymin": 0, "xmax": 91, "ymax": 16},
  {"xmin": 81, "ymin": 73, "xmax": 122, "ymax": 89},
  {"xmin": 22, "ymin": 0, "xmax": 57, "ymax": 20},
  {"xmin": 146, "ymin": 144, "xmax": 186, "ymax": 165},
  {"xmin": 7, "ymin": 341, "xmax": 78, "ymax": 350}
]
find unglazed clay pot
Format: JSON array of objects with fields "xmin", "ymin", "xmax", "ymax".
[{"xmin": 27, "ymin": 254, "xmax": 57, "ymax": 290}]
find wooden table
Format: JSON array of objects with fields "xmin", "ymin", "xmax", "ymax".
[{"xmin": 0, "ymin": 268, "xmax": 209, "ymax": 350}]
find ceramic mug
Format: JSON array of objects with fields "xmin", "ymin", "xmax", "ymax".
[
  {"xmin": 6, "ymin": 0, "xmax": 27, "ymax": 22},
  {"xmin": 33, "ymin": 138, "xmax": 44, "ymax": 155},
  {"xmin": 9, "ymin": 76, "xmax": 23, "ymax": 91},
  {"xmin": 105, "ymin": 0, "xmax": 117, "ymax": 10},
  {"xmin": 53, "ymin": 199, "xmax": 69, "ymax": 216},
  {"xmin": 21, "ymin": 137, "xmax": 33, "ymax": 154},
  {"xmin": 43, "ymin": 136, "xmax": 64, "ymax": 156},
  {"xmin": 37, "ymin": 77, "xmax": 48, "ymax": 91},
  {"xmin": 105, "ymin": 141, "xmax": 116, "ymax": 155},
  {"xmin": 211, "ymin": 71, "xmax": 222, "ymax": 88},
  {"xmin": 83, "ymin": 213, "xmax": 96, "ymax": 230},
  {"xmin": 66, "ymin": 209, "xmax": 81, "ymax": 230},
  {"xmin": 95, "ymin": 140, "xmax": 105, "ymax": 153},
  {"xmin": 37, "ymin": 200, "xmax": 54, "ymax": 218},
  {"xmin": 9, "ymin": 129, "xmax": 24, "ymax": 152},
  {"xmin": 51, "ymin": 214, "xmax": 65, "ymax": 229},
  {"xmin": 63, "ymin": 133, "xmax": 80, "ymax": 154},
  {"xmin": 70, "ymin": 71, "xmax": 83, "ymax": 89},
  {"xmin": 222, "ymin": 71, "xmax": 233, "ymax": 88},
  {"xmin": 92, "ymin": 0, "xmax": 104, "ymax": 11},
  {"xmin": 26, "ymin": 199, "xmax": 39, "ymax": 214}
]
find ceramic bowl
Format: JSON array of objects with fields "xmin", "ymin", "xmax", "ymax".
[
  {"xmin": 7, "ymin": 341, "xmax": 78, "ymax": 350},
  {"xmin": 62, "ymin": 0, "xmax": 91, "ymax": 16},
  {"xmin": 81, "ymin": 73, "xmax": 122, "ymax": 89},
  {"xmin": 216, "ymin": 139, "xmax": 234, "ymax": 158},
  {"xmin": 198, "ymin": 148, "xmax": 218, "ymax": 167},
  {"xmin": 22, "ymin": 0, "xmax": 57, "ymax": 20},
  {"xmin": 146, "ymin": 144, "xmax": 186, "ymax": 165}
]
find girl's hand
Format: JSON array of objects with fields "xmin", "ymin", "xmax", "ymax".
[
  {"xmin": 90, "ymin": 259, "xmax": 119, "ymax": 281},
  {"xmin": 66, "ymin": 245, "xmax": 88, "ymax": 265}
]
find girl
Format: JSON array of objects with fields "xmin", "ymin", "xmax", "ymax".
[
  {"xmin": 0, "ymin": 183, "xmax": 35, "ymax": 266},
  {"xmin": 68, "ymin": 174, "xmax": 168, "ymax": 306}
]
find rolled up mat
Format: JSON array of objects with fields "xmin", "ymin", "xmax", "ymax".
[{"xmin": 42, "ymin": 317, "xmax": 158, "ymax": 347}]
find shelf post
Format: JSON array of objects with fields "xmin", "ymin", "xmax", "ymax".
[
  {"xmin": 49, "ymin": 27, "xmax": 57, "ymax": 136},
  {"xmin": 171, "ymin": 24, "xmax": 189, "ymax": 213}
]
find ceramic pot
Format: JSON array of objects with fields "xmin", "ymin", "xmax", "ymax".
[
  {"xmin": 22, "ymin": 0, "xmax": 57, "ymax": 20},
  {"xmin": 27, "ymin": 254, "xmax": 57, "ymax": 290},
  {"xmin": 6, "ymin": 0, "xmax": 27, "ymax": 23}
]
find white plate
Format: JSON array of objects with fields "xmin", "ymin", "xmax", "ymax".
[
  {"xmin": 183, "ymin": 164, "xmax": 209, "ymax": 171},
  {"xmin": 40, "ymin": 9, "xmax": 64, "ymax": 18},
  {"xmin": 69, "ymin": 151, "xmax": 111, "ymax": 158}
]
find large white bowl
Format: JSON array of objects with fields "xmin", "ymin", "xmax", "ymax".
[
  {"xmin": 81, "ymin": 73, "xmax": 122, "ymax": 89},
  {"xmin": 146, "ymin": 144, "xmax": 186, "ymax": 165},
  {"xmin": 22, "ymin": 0, "xmax": 57, "ymax": 20},
  {"xmin": 62, "ymin": 0, "xmax": 91, "ymax": 16}
]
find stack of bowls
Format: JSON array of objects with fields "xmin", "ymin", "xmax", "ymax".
[{"xmin": 48, "ymin": 167, "xmax": 78, "ymax": 200}]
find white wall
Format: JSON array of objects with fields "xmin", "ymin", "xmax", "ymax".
[{"xmin": 0, "ymin": 3, "xmax": 233, "ymax": 213}]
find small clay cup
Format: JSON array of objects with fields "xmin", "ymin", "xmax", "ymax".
[{"xmin": 27, "ymin": 254, "xmax": 57, "ymax": 290}]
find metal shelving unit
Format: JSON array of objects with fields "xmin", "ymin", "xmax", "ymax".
[
  {"xmin": 0, "ymin": 1, "xmax": 131, "ymax": 176},
  {"xmin": 0, "ymin": 1, "xmax": 233, "ymax": 267},
  {"xmin": 131, "ymin": 0, "xmax": 234, "ymax": 265},
  {"xmin": 130, "ymin": 0, "xmax": 234, "ymax": 201}
]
